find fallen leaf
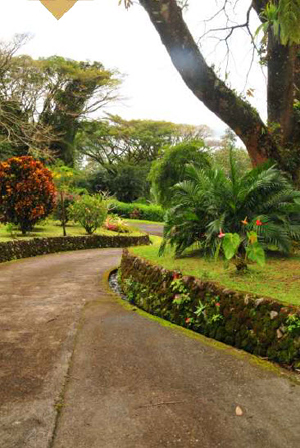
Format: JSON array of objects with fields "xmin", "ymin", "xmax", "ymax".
[{"xmin": 235, "ymin": 405, "xmax": 243, "ymax": 416}]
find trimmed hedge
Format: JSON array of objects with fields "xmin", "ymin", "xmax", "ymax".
[
  {"xmin": 120, "ymin": 249, "xmax": 300, "ymax": 369},
  {"xmin": 0, "ymin": 234, "xmax": 150, "ymax": 263},
  {"xmin": 109, "ymin": 200, "xmax": 164, "ymax": 222}
]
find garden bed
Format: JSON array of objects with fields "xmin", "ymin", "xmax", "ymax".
[
  {"xmin": 0, "ymin": 234, "xmax": 150, "ymax": 263},
  {"xmin": 119, "ymin": 249, "xmax": 300, "ymax": 369}
]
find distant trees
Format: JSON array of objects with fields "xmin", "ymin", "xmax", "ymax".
[
  {"xmin": 0, "ymin": 35, "xmax": 120, "ymax": 166},
  {"xmin": 75, "ymin": 115, "xmax": 211, "ymax": 167},
  {"xmin": 75, "ymin": 116, "xmax": 212, "ymax": 202}
]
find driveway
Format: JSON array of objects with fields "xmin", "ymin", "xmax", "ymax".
[{"xmin": 0, "ymin": 248, "xmax": 300, "ymax": 447}]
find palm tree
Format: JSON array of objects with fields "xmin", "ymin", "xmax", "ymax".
[{"xmin": 160, "ymin": 153, "xmax": 300, "ymax": 257}]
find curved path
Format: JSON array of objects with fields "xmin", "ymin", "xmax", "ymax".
[
  {"xmin": 127, "ymin": 221, "xmax": 164, "ymax": 236},
  {"xmin": 0, "ymin": 248, "xmax": 300, "ymax": 448}
]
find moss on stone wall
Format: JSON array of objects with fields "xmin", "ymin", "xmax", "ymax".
[
  {"xmin": 120, "ymin": 249, "xmax": 300, "ymax": 369},
  {"xmin": 0, "ymin": 234, "xmax": 150, "ymax": 263}
]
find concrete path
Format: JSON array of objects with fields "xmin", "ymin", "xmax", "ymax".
[
  {"xmin": 0, "ymin": 248, "xmax": 300, "ymax": 448},
  {"xmin": 127, "ymin": 222, "xmax": 163, "ymax": 236}
]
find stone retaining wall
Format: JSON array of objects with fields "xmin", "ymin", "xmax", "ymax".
[
  {"xmin": 0, "ymin": 234, "xmax": 150, "ymax": 263},
  {"xmin": 120, "ymin": 249, "xmax": 300, "ymax": 369}
]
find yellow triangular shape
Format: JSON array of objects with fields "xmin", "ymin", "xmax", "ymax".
[{"xmin": 39, "ymin": 0, "xmax": 78, "ymax": 20}]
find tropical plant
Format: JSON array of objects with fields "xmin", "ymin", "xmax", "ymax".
[
  {"xmin": 0, "ymin": 156, "xmax": 56, "ymax": 234},
  {"xmin": 220, "ymin": 231, "xmax": 266, "ymax": 271},
  {"xmin": 69, "ymin": 194, "xmax": 108, "ymax": 235},
  {"xmin": 160, "ymin": 153, "xmax": 300, "ymax": 258}
]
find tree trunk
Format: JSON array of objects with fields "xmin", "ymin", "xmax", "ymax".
[{"xmin": 139, "ymin": 0, "xmax": 299, "ymax": 177}]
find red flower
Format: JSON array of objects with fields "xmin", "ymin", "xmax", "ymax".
[
  {"xmin": 256, "ymin": 219, "xmax": 263, "ymax": 226},
  {"xmin": 215, "ymin": 302, "xmax": 221, "ymax": 307},
  {"xmin": 218, "ymin": 229, "xmax": 225, "ymax": 238},
  {"xmin": 173, "ymin": 272, "xmax": 180, "ymax": 279},
  {"xmin": 185, "ymin": 317, "xmax": 191, "ymax": 324}
]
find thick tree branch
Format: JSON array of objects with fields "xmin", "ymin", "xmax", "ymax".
[
  {"xmin": 139, "ymin": 0, "xmax": 277, "ymax": 165},
  {"xmin": 252, "ymin": 0, "xmax": 268, "ymax": 18}
]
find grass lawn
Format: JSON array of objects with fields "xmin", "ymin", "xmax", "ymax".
[
  {"xmin": 131, "ymin": 236, "xmax": 300, "ymax": 307},
  {"xmin": 0, "ymin": 219, "xmax": 143, "ymax": 242}
]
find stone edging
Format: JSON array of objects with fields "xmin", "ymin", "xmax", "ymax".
[
  {"xmin": 0, "ymin": 234, "xmax": 150, "ymax": 263},
  {"xmin": 119, "ymin": 249, "xmax": 300, "ymax": 369}
]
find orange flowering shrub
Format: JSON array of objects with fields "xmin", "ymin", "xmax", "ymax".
[{"xmin": 0, "ymin": 156, "xmax": 56, "ymax": 234}]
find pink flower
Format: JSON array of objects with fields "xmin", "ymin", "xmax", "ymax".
[
  {"xmin": 218, "ymin": 229, "xmax": 225, "ymax": 238},
  {"xmin": 215, "ymin": 302, "xmax": 220, "ymax": 307}
]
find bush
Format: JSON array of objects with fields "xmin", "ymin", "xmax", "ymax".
[
  {"xmin": 0, "ymin": 156, "xmax": 56, "ymax": 234},
  {"xmin": 160, "ymin": 153, "xmax": 300, "ymax": 257},
  {"xmin": 109, "ymin": 200, "xmax": 164, "ymax": 222},
  {"xmin": 69, "ymin": 194, "xmax": 108, "ymax": 234}
]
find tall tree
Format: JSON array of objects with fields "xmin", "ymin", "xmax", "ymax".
[
  {"xmin": 126, "ymin": 1, "xmax": 300, "ymax": 182},
  {"xmin": 0, "ymin": 37, "xmax": 120, "ymax": 165}
]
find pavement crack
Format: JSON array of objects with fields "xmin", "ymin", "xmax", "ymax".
[{"xmin": 47, "ymin": 305, "xmax": 87, "ymax": 448}]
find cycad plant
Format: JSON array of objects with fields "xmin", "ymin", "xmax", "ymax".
[{"xmin": 160, "ymin": 152, "xmax": 300, "ymax": 259}]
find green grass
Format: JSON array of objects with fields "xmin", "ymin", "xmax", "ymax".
[
  {"xmin": 0, "ymin": 219, "xmax": 143, "ymax": 242},
  {"xmin": 130, "ymin": 236, "xmax": 300, "ymax": 307}
]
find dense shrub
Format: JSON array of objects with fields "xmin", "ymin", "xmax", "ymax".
[
  {"xmin": 69, "ymin": 194, "xmax": 108, "ymax": 234},
  {"xmin": 161, "ymin": 155, "xmax": 300, "ymax": 256},
  {"xmin": 0, "ymin": 156, "xmax": 56, "ymax": 234},
  {"xmin": 109, "ymin": 200, "xmax": 164, "ymax": 222}
]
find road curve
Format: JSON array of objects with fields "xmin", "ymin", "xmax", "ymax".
[{"xmin": 0, "ymin": 248, "xmax": 300, "ymax": 448}]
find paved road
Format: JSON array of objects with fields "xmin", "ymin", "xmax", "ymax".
[
  {"xmin": 0, "ymin": 248, "xmax": 300, "ymax": 448},
  {"xmin": 128, "ymin": 222, "xmax": 163, "ymax": 237}
]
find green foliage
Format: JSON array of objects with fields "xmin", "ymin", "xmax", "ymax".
[
  {"xmin": 149, "ymin": 140, "xmax": 210, "ymax": 207},
  {"xmin": 0, "ymin": 38, "xmax": 120, "ymax": 165},
  {"xmin": 222, "ymin": 231, "xmax": 265, "ymax": 270},
  {"xmin": 109, "ymin": 200, "xmax": 164, "ymax": 222},
  {"xmin": 69, "ymin": 194, "xmax": 108, "ymax": 235},
  {"xmin": 258, "ymin": 0, "xmax": 300, "ymax": 45},
  {"xmin": 246, "ymin": 242, "xmax": 266, "ymax": 267},
  {"xmin": 76, "ymin": 115, "xmax": 211, "ymax": 167},
  {"xmin": 286, "ymin": 313, "xmax": 300, "ymax": 335},
  {"xmin": 52, "ymin": 195, "xmax": 75, "ymax": 226},
  {"xmin": 222, "ymin": 233, "xmax": 241, "ymax": 260},
  {"xmin": 160, "ymin": 152, "xmax": 300, "ymax": 257}
]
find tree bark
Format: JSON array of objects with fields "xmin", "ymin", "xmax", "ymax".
[
  {"xmin": 267, "ymin": 36, "xmax": 296, "ymax": 144},
  {"xmin": 139, "ymin": 0, "xmax": 278, "ymax": 166}
]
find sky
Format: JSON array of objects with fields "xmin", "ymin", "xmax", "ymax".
[{"xmin": 0, "ymin": 0, "xmax": 267, "ymax": 138}]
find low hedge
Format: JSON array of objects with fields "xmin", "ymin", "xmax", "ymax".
[
  {"xmin": 120, "ymin": 249, "xmax": 300, "ymax": 369},
  {"xmin": 109, "ymin": 200, "xmax": 164, "ymax": 222},
  {"xmin": 0, "ymin": 234, "xmax": 150, "ymax": 263}
]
